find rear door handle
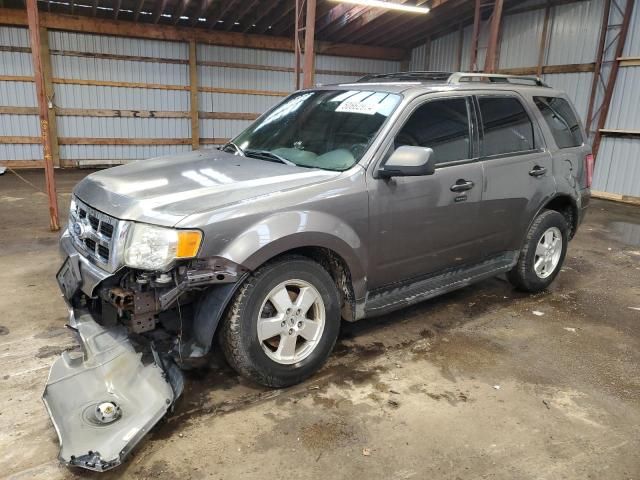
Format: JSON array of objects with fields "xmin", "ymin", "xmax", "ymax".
[
  {"xmin": 450, "ymin": 179, "xmax": 475, "ymax": 192},
  {"xmin": 529, "ymin": 165, "xmax": 547, "ymax": 177}
]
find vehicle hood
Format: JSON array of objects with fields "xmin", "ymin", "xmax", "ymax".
[{"xmin": 74, "ymin": 150, "xmax": 340, "ymax": 227}]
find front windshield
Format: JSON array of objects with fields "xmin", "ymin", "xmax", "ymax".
[{"xmin": 231, "ymin": 90, "xmax": 401, "ymax": 171}]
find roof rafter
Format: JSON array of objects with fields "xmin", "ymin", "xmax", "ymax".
[
  {"xmin": 223, "ymin": 0, "xmax": 260, "ymax": 31},
  {"xmin": 172, "ymin": 0, "xmax": 190, "ymax": 24},
  {"xmin": 190, "ymin": 0, "xmax": 214, "ymax": 26},
  {"xmin": 208, "ymin": 0, "xmax": 239, "ymax": 29},
  {"xmin": 152, "ymin": 0, "xmax": 168, "ymax": 23},
  {"xmin": 241, "ymin": 0, "xmax": 280, "ymax": 33}
]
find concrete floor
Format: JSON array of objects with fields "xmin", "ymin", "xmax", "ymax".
[{"xmin": 1, "ymin": 169, "xmax": 639, "ymax": 480}]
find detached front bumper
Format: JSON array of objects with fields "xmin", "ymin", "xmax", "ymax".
[{"xmin": 45, "ymin": 234, "xmax": 184, "ymax": 472}]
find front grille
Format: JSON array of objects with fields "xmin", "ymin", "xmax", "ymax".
[{"xmin": 68, "ymin": 197, "xmax": 126, "ymax": 272}]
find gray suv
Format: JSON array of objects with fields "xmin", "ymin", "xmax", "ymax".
[{"xmin": 48, "ymin": 72, "xmax": 592, "ymax": 471}]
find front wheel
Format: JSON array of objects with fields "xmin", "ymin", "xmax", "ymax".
[
  {"xmin": 508, "ymin": 210, "xmax": 568, "ymax": 293},
  {"xmin": 219, "ymin": 255, "xmax": 341, "ymax": 388}
]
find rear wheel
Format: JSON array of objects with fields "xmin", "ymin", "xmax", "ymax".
[
  {"xmin": 508, "ymin": 210, "xmax": 568, "ymax": 293},
  {"xmin": 219, "ymin": 255, "xmax": 341, "ymax": 388}
]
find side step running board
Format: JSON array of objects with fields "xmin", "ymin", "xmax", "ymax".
[{"xmin": 365, "ymin": 252, "xmax": 518, "ymax": 317}]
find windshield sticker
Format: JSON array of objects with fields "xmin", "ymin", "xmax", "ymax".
[{"xmin": 336, "ymin": 100, "xmax": 379, "ymax": 115}]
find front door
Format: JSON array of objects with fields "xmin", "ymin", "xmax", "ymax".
[{"xmin": 367, "ymin": 95, "xmax": 486, "ymax": 291}]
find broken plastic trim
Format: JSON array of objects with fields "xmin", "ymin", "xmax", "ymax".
[{"xmin": 42, "ymin": 305, "xmax": 183, "ymax": 472}]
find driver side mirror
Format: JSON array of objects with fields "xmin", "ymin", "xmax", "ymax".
[{"xmin": 377, "ymin": 146, "xmax": 435, "ymax": 179}]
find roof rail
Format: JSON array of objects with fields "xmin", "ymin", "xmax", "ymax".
[
  {"xmin": 357, "ymin": 71, "xmax": 453, "ymax": 83},
  {"xmin": 447, "ymin": 72, "xmax": 549, "ymax": 87}
]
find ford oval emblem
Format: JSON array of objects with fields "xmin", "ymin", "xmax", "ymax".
[{"xmin": 73, "ymin": 222, "xmax": 83, "ymax": 237}]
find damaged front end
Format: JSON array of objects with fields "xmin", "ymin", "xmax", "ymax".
[
  {"xmin": 45, "ymin": 214, "xmax": 246, "ymax": 471},
  {"xmin": 43, "ymin": 306, "xmax": 183, "ymax": 471}
]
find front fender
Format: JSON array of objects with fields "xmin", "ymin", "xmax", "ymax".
[{"xmin": 219, "ymin": 210, "xmax": 367, "ymax": 299}]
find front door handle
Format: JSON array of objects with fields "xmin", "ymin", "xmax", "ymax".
[
  {"xmin": 450, "ymin": 179, "xmax": 475, "ymax": 192},
  {"xmin": 529, "ymin": 165, "xmax": 547, "ymax": 177}
]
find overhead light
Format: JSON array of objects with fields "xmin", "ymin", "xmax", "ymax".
[{"xmin": 329, "ymin": 0, "xmax": 429, "ymax": 14}]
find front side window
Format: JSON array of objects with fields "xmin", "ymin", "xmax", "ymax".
[
  {"xmin": 478, "ymin": 96, "xmax": 535, "ymax": 156},
  {"xmin": 394, "ymin": 97, "xmax": 471, "ymax": 166},
  {"xmin": 533, "ymin": 96, "xmax": 583, "ymax": 148},
  {"xmin": 231, "ymin": 90, "xmax": 401, "ymax": 171}
]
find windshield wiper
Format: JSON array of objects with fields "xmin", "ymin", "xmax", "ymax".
[
  {"xmin": 245, "ymin": 149, "xmax": 297, "ymax": 166},
  {"xmin": 221, "ymin": 141, "xmax": 245, "ymax": 156}
]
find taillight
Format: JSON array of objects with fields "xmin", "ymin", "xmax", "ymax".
[{"xmin": 585, "ymin": 153, "xmax": 594, "ymax": 188}]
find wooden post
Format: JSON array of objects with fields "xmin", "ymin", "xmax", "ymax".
[
  {"xmin": 484, "ymin": 0, "xmax": 504, "ymax": 73},
  {"xmin": 40, "ymin": 26, "xmax": 60, "ymax": 167},
  {"xmin": 469, "ymin": 0, "xmax": 481, "ymax": 71},
  {"xmin": 26, "ymin": 0, "xmax": 59, "ymax": 231},
  {"xmin": 585, "ymin": 0, "xmax": 612, "ymax": 137},
  {"xmin": 189, "ymin": 39, "xmax": 200, "ymax": 150},
  {"xmin": 302, "ymin": 0, "xmax": 316, "ymax": 89},
  {"xmin": 456, "ymin": 22, "xmax": 464, "ymax": 71},
  {"xmin": 536, "ymin": 2, "xmax": 551, "ymax": 77}
]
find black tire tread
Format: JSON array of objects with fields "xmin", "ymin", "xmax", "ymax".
[{"xmin": 508, "ymin": 209, "xmax": 568, "ymax": 292}]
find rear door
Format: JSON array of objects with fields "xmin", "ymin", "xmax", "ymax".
[{"xmin": 474, "ymin": 92, "xmax": 556, "ymax": 255}]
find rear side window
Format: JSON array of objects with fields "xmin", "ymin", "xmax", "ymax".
[
  {"xmin": 395, "ymin": 97, "xmax": 470, "ymax": 166},
  {"xmin": 478, "ymin": 96, "xmax": 535, "ymax": 156},
  {"xmin": 533, "ymin": 96, "xmax": 583, "ymax": 148}
]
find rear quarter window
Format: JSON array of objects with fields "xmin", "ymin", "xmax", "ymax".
[{"xmin": 533, "ymin": 96, "xmax": 583, "ymax": 149}]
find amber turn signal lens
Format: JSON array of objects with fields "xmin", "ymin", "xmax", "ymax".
[{"xmin": 176, "ymin": 230, "xmax": 202, "ymax": 258}]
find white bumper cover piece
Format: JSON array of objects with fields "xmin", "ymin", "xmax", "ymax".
[{"xmin": 42, "ymin": 307, "xmax": 183, "ymax": 472}]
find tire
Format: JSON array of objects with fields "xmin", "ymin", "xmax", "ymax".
[
  {"xmin": 507, "ymin": 210, "xmax": 569, "ymax": 293},
  {"xmin": 219, "ymin": 255, "xmax": 341, "ymax": 388}
]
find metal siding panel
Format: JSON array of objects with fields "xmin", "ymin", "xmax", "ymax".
[
  {"xmin": 199, "ymin": 91, "xmax": 279, "ymax": 114},
  {"xmin": 0, "ymin": 144, "xmax": 42, "ymax": 160},
  {"xmin": 430, "ymin": 31, "xmax": 459, "ymax": 71},
  {"xmin": 410, "ymin": 43, "xmax": 430, "ymax": 70},
  {"xmin": 498, "ymin": 8, "xmax": 545, "ymax": 69},
  {"xmin": 605, "ymin": 66, "xmax": 640, "ymax": 130},
  {"xmin": 0, "ymin": 26, "xmax": 30, "ymax": 47},
  {"xmin": 48, "ymin": 31, "xmax": 188, "ymax": 59},
  {"xmin": 592, "ymin": 137, "xmax": 640, "ymax": 196},
  {"xmin": 0, "ymin": 114, "xmax": 40, "ymax": 136},
  {"xmin": 542, "ymin": 72, "xmax": 593, "ymax": 123},
  {"xmin": 546, "ymin": 0, "xmax": 604, "ymax": 65},
  {"xmin": 57, "ymin": 117, "xmax": 190, "ymax": 138},
  {"xmin": 60, "ymin": 145, "xmax": 190, "ymax": 163},
  {"xmin": 53, "ymin": 84, "xmax": 189, "ymax": 110},
  {"xmin": 0, "ymin": 81, "xmax": 37, "ymax": 106},
  {"xmin": 623, "ymin": 0, "xmax": 640, "ymax": 56}
]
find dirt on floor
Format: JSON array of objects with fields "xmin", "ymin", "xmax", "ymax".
[{"xmin": 0, "ymin": 169, "xmax": 639, "ymax": 480}]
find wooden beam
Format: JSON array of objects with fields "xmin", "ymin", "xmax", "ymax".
[
  {"xmin": 619, "ymin": 56, "xmax": 640, "ymax": 67},
  {"xmin": 25, "ymin": 0, "xmax": 59, "ymax": 231},
  {"xmin": 200, "ymin": 137, "xmax": 229, "ymax": 144},
  {"xmin": 133, "ymin": 0, "xmax": 145, "ymax": 22},
  {"xmin": 470, "ymin": 0, "xmax": 481, "ymax": 70},
  {"xmin": 0, "ymin": 160, "xmax": 46, "ymax": 168},
  {"xmin": 591, "ymin": 190, "xmax": 640, "ymax": 206},
  {"xmin": 52, "ymin": 77, "xmax": 191, "ymax": 90},
  {"xmin": 56, "ymin": 108, "xmax": 191, "ymax": 117},
  {"xmin": 172, "ymin": 0, "xmax": 189, "ymax": 24},
  {"xmin": 536, "ymin": 2, "xmax": 551, "ymax": 76},
  {"xmin": 113, "ymin": 0, "xmax": 122, "ymax": 20},
  {"xmin": 198, "ymin": 86, "xmax": 288, "ymax": 96},
  {"xmin": 497, "ymin": 63, "xmax": 594, "ymax": 75},
  {"xmin": 58, "ymin": 137, "xmax": 192, "ymax": 145},
  {"xmin": 191, "ymin": 0, "xmax": 213, "ymax": 27},
  {"xmin": 0, "ymin": 106, "xmax": 38, "ymax": 114},
  {"xmin": 599, "ymin": 128, "xmax": 640, "ymax": 137},
  {"xmin": 303, "ymin": 0, "xmax": 317, "ymax": 89},
  {"xmin": 189, "ymin": 40, "xmax": 199, "ymax": 150},
  {"xmin": 484, "ymin": 0, "xmax": 504, "ymax": 73},
  {"xmin": 152, "ymin": 0, "xmax": 168, "ymax": 23},
  {"xmin": 40, "ymin": 27, "xmax": 60, "ymax": 169},
  {"xmin": 92, "ymin": 0, "xmax": 98, "ymax": 18},
  {"xmin": 0, "ymin": 136, "xmax": 41, "ymax": 143},
  {"xmin": 223, "ymin": 0, "xmax": 259, "ymax": 31},
  {"xmin": 0, "ymin": 8, "xmax": 407, "ymax": 61},
  {"xmin": 198, "ymin": 112, "xmax": 259, "ymax": 120}
]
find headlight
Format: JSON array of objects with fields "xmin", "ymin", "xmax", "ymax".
[{"xmin": 124, "ymin": 223, "xmax": 202, "ymax": 271}]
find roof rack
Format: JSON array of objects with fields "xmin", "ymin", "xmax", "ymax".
[
  {"xmin": 447, "ymin": 72, "xmax": 549, "ymax": 87},
  {"xmin": 357, "ymin": 71, "xmax": 453, "ymax": 83}
]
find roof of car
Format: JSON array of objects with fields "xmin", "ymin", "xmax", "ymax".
[{"xmin": 315, "ymin": 71, "xmax": 566, "ymax": 97}]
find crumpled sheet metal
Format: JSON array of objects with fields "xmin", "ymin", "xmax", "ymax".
[{"xmin": 42, "ymin": 309, "xmax": 180, "ymax": 472}]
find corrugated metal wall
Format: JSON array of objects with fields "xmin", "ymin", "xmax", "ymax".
[
  {"xmin": 593, "ymin": 0, "xmax": 640, "ymax": 197},
  {"xmin": 409, "ymin": 0, "xmax": 640, "ymax": 198},
  {"xmin": 0, "ymin": 26, "xmax": 400, "ymax": 168}
]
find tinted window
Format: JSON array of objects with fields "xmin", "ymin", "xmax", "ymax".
[
  {"xmin": 534, "ymin": 96, "xmax": 583, "ymax": 148},
  {"xmin": 478, "ymin": 97, "xmax": 535, "ymax": 156},
  {"xmin": 395, "ymin": 98, "xmax": 470, "ymax": 165}
]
